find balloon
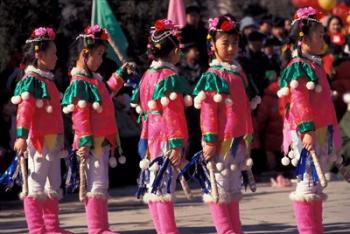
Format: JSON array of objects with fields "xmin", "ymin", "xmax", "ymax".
[
  {"xmin": 332, "ymin": 3, "xmax": 350, "ymax": 23},
  {"xmin": 318, "ymin": 0, "xmax": 337, "ymax": 11},
  {"xmin": 292, "ymin": 0, "xmax": 319, "ymax": 8}
]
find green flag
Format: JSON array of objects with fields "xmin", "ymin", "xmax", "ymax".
[{"xmin": 92, "ymin": 0, "xmax": 128, "ymax": 65}]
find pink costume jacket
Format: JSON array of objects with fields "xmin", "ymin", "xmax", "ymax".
[
  {"xmin": 278, "ymin": 56, "xmax": 339, "ymax": 153},
  {"xmin": 12, "ymin": 66, "xmax": 63, "ymax": 153},
  {"xmin": 131, "ymin": 62, "xmax": 191, "ymax": 160},
  {"xmin": 193, "ymin": 63, "xmax": 253, "ymax": 149},
  {"xmin": 62, "ymin": 67, "xmax": 125, "ymax": 150}
]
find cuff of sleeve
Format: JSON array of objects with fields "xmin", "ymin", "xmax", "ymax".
[
  {"xmin": 16, "ymin": 128, "xmax": 29, "ymax": 138},
  {"xmin": 168, "ymin": 138, "xmax": 184, "ymax": 149},
  {"xmin": 203, "ymin": 133, "xmax": 218, "ymax": 142},
  {"xmin": 298, "ymin": 121, "xmax": 316, "ymax": 133},
  {"xmin": 79, "ymin": 135, "xmax": 93, "ymax": 147},
  {"xmin": 115, "ymin": 67, "xmax": 127, "ymax": 81}
]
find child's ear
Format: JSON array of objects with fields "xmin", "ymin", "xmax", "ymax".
[
  {"xmin": 35, "ymin": 51, "xmax": 41, "ymax": 59},
  {"xmin": 210, "ymin": 41, "xmax": 216, "ymax": 52}
]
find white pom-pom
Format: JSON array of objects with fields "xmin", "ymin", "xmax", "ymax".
[
  {"xmin": 139, "ymin": 159, "xmax": 150, "ymax": 170},
  {"xmin": 78, "ymin": 100, "xmax": 87, "ymax": 108},
  {"xmin": 250, "ymin": 101, "xmax": 258, "ymax": 110},
  {"xmin": 45, "ymin": 155, "xmax": 51, "ymax": 161},
  {"xmin": 332, "ymin": 90, "xmax": 338, "ymax": 97},
  {"xmin": 288, "ymin": 151, "xmax": 295, "ymax": 159},
  {"xmin": 135, "ymin": 105, "xmax": 142, "ymax": 114},
  {"xmin": 290, "ymin": 80, "xmax": 299, "ymax": 89},
  {"xmin": 221, "ymin": 169, "xmax": 229, "ymax": 176},
  {"xmin": 67, "ymin": 104, "xmax": 75, "ymax": 112},
  {"xmin": 21, "ymin": 92, "xmax": 30, "ymax": 100},
  {"xmin": 315, "ymin": 85, "xmax": 322, "ymax": 93},
  {"xmin": 169, "ymin": 92, "xmax": 178, "ymax": 100},
  {"xmin": 197, "ymin": 91, "xmax": 206, "ymax": 101},
  {"xmin": 149, "ymin": 162, "xmax": 160, "ymax": 172},
  {"xmin": 245, "ymin": 158, "xmax": 253, "ymax": 167},
  {"xmin": 254, "ymin": 96, "xmax": 262, "ymax": 104},
  {"xmin": 130, "ymin": 103, "xmax": 137, "ymax": 108},
  {"xmin": 36, "ymin": 99, "xmax": 44, "ymax": 108},
  {"xmin": 194, "ymin": 102, "xmax": 201, "ymax": 109},
  {"xmin": 281, "ymin": 156, "xmax": 290, "ymax": 166},
  {"xmin": 118, "ymin": 155, "xmax": 126, "ymax": 164},
  {"xmin": 280, "ymin": 87, "xmax": 290, "ymax": 96},
  {"xmin": 230, "ymin": 163, "xmax": 237, "ymax": 171},
  {"xmin": 291, "ymin": 158, "xmax": 299, "ymax": 167},
  {"xmin": 343, "ymin": 93, "xmax": 350, "ymax": 104},
  {"xmin": 160, "ymin": 97, "xmax": 170, "ymax": 106},
  {"xmin": 62, "ymin": 107, "xmax": 69, "ymax": 114},
  {"xmin": 46, "ymin": 105, "xmax": 53, "ymax": 113},
  {"xmin": 213, "ymin": 93, "xmax": 223, "ymax": 103},
  {"xmin": 109, "ymin": 156, "xmax": 117, "ymax": 168},
  {"xmin": 147, "ymin": 100, "xmax": 157, "ymax": 110},
  {"xmin": 94, "ymin": 160, "xmax": 100, "ymax": 168},
  {"xmin": 11, "ymin": 96, "xmax": 22, "ymax": 104},
  {"xmin": 225, "ymin": 98, "xmax": 233, "ymax": 106},
  {"xmin": 306, "ymin": 81, "xmax": 315, "ymax": 90},
  {"xmin": 184, "ymin": 95, "xmax": 193, "ymax": 106},
  {"xmin": 92, "ymin": 102, "xmax": 101, "ymax": 110},
  {"xmin": 216, "ymin": 162, "xmax": 224, "ymax": 172},
  {"xmin": 277, "ymin": 89, "xmax": 283, "ymax": 98}
]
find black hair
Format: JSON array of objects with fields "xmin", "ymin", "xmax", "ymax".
[
  {"xmin": 147, "ymin": 30, "xmax": 180, "ymax": 60},
  {"xmin": 326, "ymin": 15, "xmax": 344, "ymax": 31},
  {"xmin": 68, "ymin": 35, "xmax": 107, "ymax": 73},
  {"xmin": 186, "ymin": 5, "xmax": 200, "ymax": 15},
  {"xmin": 208, "ymin": 16, "xmax": 239, "ymax": 42}
]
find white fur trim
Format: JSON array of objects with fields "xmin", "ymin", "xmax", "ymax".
[
  {"xmin": 11, "ymin": 96, "xmax": 22, "ymax": 104},
  {"xmin": 281, "ymin": 156, "xmax": 290, "ymax": 166},
  {"xmin": 25, "ymin": 65, "xmax": 54, "ymax": 80},
  {"xmin": 143, "ymin": 193, "xmax": 174, "ymax": 203},
  {"xmin": 306, "ymin": 81, "xmax": 315, "ymax": 90},
  {"xmin": 213, "ymin": 93, "xmax": 223, "ymax": 103},
  {"xmin": 315, "ymin": 85, "xmax": 322, "ymax": 93},
  {"xmin": 86, "ymin": 192, "xmax": 108, "ymax": 199},
  {"xmin": 136, "ymin": 105, "xmax": 142, "ymax": 114},
  {"xmin": 147, "ymin": 100, "xmax": 157, "ymax": 110},
  {"xmin": 78, "ymin": 100, "xmax": 87, "ymax": 108},
  {"xmin": 149, "ymin": 162, "xmax": 160, "ymax": 172},
  {"xmin": 169, "ymin": 92, "xmax": 177, "ymax": 100},
  {"xmin": 160, "ymin": 97, "xmax": 170, "ymax": 106},
  {"xmin": 139, "ymin": 158, "xmax": 150, "ymax": 170},
  {"xmin": 47, "ymin": 189, "xmax": 63, "ymax": 200},
  {"xmin": 202, "ymin": 192, "xmax": 241, "ymax": 204},
  {"xmin": 184, "ymin": 95, "xmax": 193, "ymax": 106},
  {"xmin": 23, "ymin": 192, "xmax": 47, "ymax": 200},
  {"xmin": 36, "ymin": 99, "xmax": 44, "ymax": 108},
  {"xmin": 290, "ymin": 80, "xmax": 299, "ymax": 89},
  {"xmin": 289, "ymin": 192, "xmax": 327, "ymax": 202},
  {"xmin": 225, "ymin": 98, "xmax": 233, "ymax": 106},
  {"xmin": 215, "ymin": 162, "xmax": 224, "ymax": 172},
  {"xmin": 21, "ymin": 92, "xmax": 31, "ymax": 100},
  {"xmin": 118, "ymin": 155, "xmax": 126, "ymax": 164},
  {"xmin": 343, "ymin": 93, "xmax": 350, "ymax": 104},
  {"xmin": 109, "ymin": 156, "xmax": 117, "ymax": 168},
  {"xmin": 45, "ymin": 105, "xmax": 53, "ymax": 113}
]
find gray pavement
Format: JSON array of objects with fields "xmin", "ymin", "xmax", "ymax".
[{"xmin": 0, "ymin": 181, "xmax": 349, "ymax": 234}]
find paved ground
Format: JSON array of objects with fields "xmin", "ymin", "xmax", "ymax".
[{"xmin": 0, "ymin": 181, "xmax": 349, "ymax": 234}]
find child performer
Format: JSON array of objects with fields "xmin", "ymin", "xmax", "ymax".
[
  {"xmin": 12, "ymin": 27, "xmax": 71, "ymax": 234},
  {"xmin": 277, "ymin": 7, "xmax": 341, "ymax": 234},
  {"xmin": 131, "ymin": 19, "xmax": 192, "ymax": 234},
  {"xmin": 192, "ymin": 16, "xmax": 254, "ymax": 234},
  {"xmin": 61, "ymin": 25, "xmax": 131, "ymax": 234}
]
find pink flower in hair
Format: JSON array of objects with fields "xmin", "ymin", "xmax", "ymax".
[
  {"xmin": 295, "ymin": 7, "xmax": 317, "ymax": 20},
  {"xmin": 154, "ymin": 19, "xmax": 176, "ymax": 31},
  {"xmin": 85, "ymin": 25, "xmax": 102, "ymax": 34},
  {"xmin": 46, "ymin": 28, "xmax": 56, "ymax": 40},
  {"xmin": 208, "ymin": 17, "xmax": 219, "ymax": 31},
  {"xmin": 34, "ymin": 27, "xmax": 47, "ymax": 37}
]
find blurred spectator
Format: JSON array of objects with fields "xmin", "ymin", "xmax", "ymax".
[
  {"xmin": 263, "ymin": 37, "xmax": 281, "ymax": 75},
  {"xmin": 239, "ymin": 16, "xmax": 258, "ymax": 51},
  {"xmin": 284, "ymin": 18, "xmax": 292, "ymax": 35},
  {"xmin": 239, "ymin": 31, "xmax": 271, "ymax": 96},
  {"xmin": 181, "ymin": 5, "xmax": 208, "ymax": 69},
  {"xmin": 327, "ymin": 15, "xmax": 344, "ymax": 34},
  {"xmin": 259, "ymin": 15, "xmax": 272, "ymax": 36}
]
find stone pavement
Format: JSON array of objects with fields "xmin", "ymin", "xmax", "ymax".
[{"xmin": 0, "ymin": 181, "xmax": 349, "ymax": 234}]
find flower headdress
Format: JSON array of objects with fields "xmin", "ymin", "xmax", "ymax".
[
  {"xmin": 76, "ymin": 25, "xmax": 109, "ymax": 47},
  {"xmin": 291, "ymin": 7, "xmax": 320, "ymax": 26},
  {"xmin": 208, "ymin": 16, "xmax": 236, "ymax": 33},
  {"xmin": 25, "ymin": 27, "xmax": 56, "ymax": 44}
]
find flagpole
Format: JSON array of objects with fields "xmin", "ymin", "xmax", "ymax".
[{"xmin": 91, "ymin": 0, "xmax": 96, "ymax": 26}]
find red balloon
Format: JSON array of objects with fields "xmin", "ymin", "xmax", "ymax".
[
  {"xmin": 291, "ymin": 0, "xmax": 320, "ymax": 9},
  {"xmin": 332, "ymin": 3, "xmax": 350, "ymax": 23}
]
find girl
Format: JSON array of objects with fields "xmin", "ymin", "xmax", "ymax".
[
  {"xmin": 12, "ymin": 27, "xmax": 71, "ymax": 234},
  {"xmin": 192, "ymin": 16, "xmax": 254, "ymax": 234},
  {"xmin": 61, "ymin": 25, "xmax": 130, "ymax": 234},
  {"xmin": 277, "ymin": 7, "xmax": 341, "ymax": 234},
  {"xmin": 131, "ymin": 19, "xmax": 192, "ymax": 234}
]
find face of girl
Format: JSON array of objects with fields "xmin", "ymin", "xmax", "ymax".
[
  {"xmin": 328, "ymin": 18, "xmax": 342, "ymax": 34},
  {"xmin": 86, "ymin": 45, "xmax": 106, "ymax": 72},
  {"xmin": 37, "ymin": 41, "xmax": 57, "ymax": 71},
  {"xmin": 304, "ymin": 24, "xmax": 325, "ymax": 55},
  {"xmin": 213, "ymin": 33, "xmax": 239, "ymax": 63}
]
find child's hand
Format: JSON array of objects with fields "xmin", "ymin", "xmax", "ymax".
[
  {"xmin": 169, "ymin": 148, "xmax": 182, "ymax": 167},
  {"xmin": 303, "ymin": 132, "xmax": 314, "ymax": 152},
  {"xmin": 122, "ymin": 62, "xmax": 136, "ymax": 75},
  {"xmin": 14, "ymin": 138, "xmax": 27, "ymax": 156},
  {"xmin": 203, "ymin": 142, "xmax": 216, "ymax": 161},
  {"xmin": 77, "ymin": 146, "xmax": 90, "ymax": 159}
]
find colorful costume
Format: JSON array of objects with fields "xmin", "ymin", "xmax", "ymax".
[
  {"xmin": 278, "ymin": 54, "xmax": 341, "ymax": 233},
  {"xmin": 192, "ymin": 59, "xmax": 254, "ymax": 234},
  {"xmin": 132, "ymin": 60, "xmax": 192, "ymax": 234},
  {"xmin": 62, "ymin": 65, "xmax": 126, "ymax": 234}
]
